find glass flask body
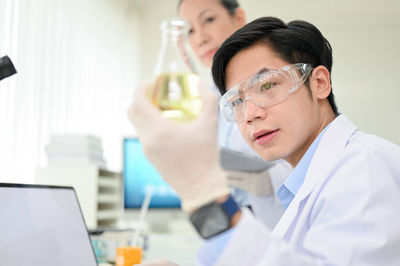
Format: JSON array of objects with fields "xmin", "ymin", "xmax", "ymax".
[{"xmin": 150, "ymin": 18, "xmax": 202, "ymax": 123}]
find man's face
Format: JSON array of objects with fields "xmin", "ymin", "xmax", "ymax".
[{"xmin": 224, "ymin": 43, "xmax": 323, "ymax": 166}]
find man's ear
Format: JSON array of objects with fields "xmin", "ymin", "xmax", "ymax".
[
  {"xmin": 311, "ymin": 65, "xmax": 331, "ymax": 100},
  {"xmin": 233, "ymin": 7, "xmax": 246, "ymax": 27}
]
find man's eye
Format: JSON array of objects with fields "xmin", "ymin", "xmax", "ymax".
[
  {"xmin": 231, "ymin": 98, "xmax": 243, "ymax": 108},
  {"xmin": 261, "ymin": 82, "xmax": 273, "ymax": 91}
]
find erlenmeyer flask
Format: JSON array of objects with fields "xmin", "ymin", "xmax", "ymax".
[{"xmin": 149, "ymin": 18, "xmax": 202, "ymax": 123}]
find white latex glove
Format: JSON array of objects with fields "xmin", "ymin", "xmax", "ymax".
[
  {"xmin": 136, "ymin": 258, "xmax": 179, "ymax": 266},
  {"xmin": 226, "ymin": 168, "xmax": 273, "ymax": 196},
  {"xmin": 128, "ymin": 83, "xmax": 230, "ymax": 212}
]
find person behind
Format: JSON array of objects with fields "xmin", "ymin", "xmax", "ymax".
[
  {"xmin": 130, "ymin": 17, "xmax": 400, "ymax": 265},
  {"xmin": 178, "ymin": 0, "xmax": 290, "ymax": 227}
]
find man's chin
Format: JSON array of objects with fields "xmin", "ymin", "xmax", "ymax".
[{"xmin": 255, "ymin": 148, "xmax": 283, "ymax": 162}]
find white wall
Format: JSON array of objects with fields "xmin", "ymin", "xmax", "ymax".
[
  {"xmin": 136, "ymin": 0, "xmax": 400, "ymax": 144},
  {"xmin": 134, "ymin": 0, "xmax": 181, "ymax": 82},
  {"xmin": 0, "ymin": 0, "xmax": 141, "ymax": 182},
  {"xmin": 1, "ymin": 0, "xmax": 399, "ymax": 183}
]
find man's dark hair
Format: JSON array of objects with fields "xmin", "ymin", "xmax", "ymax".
[
  {"xmin": 178, "ymin": 0, "xmax": 239, "ymax": 15},
  {"xmin": 212, "ymin": 16, "xmax": 338, "ymax": 115}
]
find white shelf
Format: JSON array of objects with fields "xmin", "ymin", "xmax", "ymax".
[
  {"xmin": 98, "ymin": 176, "xmax": 120, "ymax": 188},
  {"xmin": 97, "ymin": 209, "xmax": 121, "ymax": 220},
  {"xmin": 35, "ymin": 164, "xmax": 122, "ymax": 229},
  {"xmin": 98, "ymin": 193, "xmax": 120, "ymax": 204}
]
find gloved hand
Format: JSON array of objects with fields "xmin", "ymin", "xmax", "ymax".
[
  {"xmin": 226, "ymin": 168, "xmax": 273, "ymax": 196},
  {"xmin": 128, "ymin": 83, "xmax": 230, "ymax": 212}
]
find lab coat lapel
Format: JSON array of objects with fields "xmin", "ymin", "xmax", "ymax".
[{"xmin": 273, "ymin": 115, "xmax": 358, "ymax": 237}]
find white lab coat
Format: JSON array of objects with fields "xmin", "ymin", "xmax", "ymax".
[{"xmin": 215, "ymin": 115, "xmax": 400, "ymax": 265}]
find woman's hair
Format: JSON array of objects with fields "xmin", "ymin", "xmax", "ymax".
[
  {"xmin": 212, "ymin": 16, "xmax": 338, "ymax": 115},
  {"xmin": 177, "ymin": 0, "xmax": 239, "ymax": 15}
]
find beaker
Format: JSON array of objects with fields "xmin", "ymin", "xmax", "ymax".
[{"xmin": 149, "ymin": 18, "xmax": 202, "ymax": 123}]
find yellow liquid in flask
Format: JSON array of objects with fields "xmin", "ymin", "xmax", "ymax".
[{"xmin": 150, "ymin": 72, "xmax": 202, "ymax": 123}]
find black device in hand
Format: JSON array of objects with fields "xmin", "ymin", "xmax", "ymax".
[{"xmin": 0, "ymin": 55, "xmax": 17, "ymax": 81}]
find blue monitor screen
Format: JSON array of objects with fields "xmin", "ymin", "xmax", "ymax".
[{"xmin": 123, "ymin": 138, "xmax": 181, "ymax": 208}]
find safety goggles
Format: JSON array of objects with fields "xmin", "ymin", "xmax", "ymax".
[{"xmin": 219, "ymin": 63, "xmax": 313, "ymax": 123}]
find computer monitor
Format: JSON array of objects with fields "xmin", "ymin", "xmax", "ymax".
[{"xmin": 123, "ymin": 137, "xmax": 181, "ymax": 209}]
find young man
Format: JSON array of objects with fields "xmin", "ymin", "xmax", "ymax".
[{"xmin": 129, "ymin": 17, "xmax": 400, "ymax": 265}]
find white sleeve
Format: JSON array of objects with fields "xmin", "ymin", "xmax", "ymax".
[{"xmin": 215, "ymin": 209, "xmax": 322, "ymax": 266}]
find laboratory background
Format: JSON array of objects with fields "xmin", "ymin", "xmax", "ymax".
[{"xmin": 0, "ymin": 0, "xmax": 399, "ymax": 264}]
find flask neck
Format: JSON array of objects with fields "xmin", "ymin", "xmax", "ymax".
[
  {"xmin": 160, "ymin": 18, "xmax": 189, "ymax": 37},
  {"xmin": 160, "ymin": 19, "xmax": 188, "ymax": 46},
  {"xmin": 154, "ymin": 18, "xmax": 197, "ymax": 76}
]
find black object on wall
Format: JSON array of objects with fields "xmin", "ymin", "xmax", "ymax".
[{"xmin": 0, "ymin": 55, "xmax": 17, "ymax": 81}]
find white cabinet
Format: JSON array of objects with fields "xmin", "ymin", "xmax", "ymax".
[{"xmin": 35, "ymin": 164, "xmax": 122, "ymax": 229}]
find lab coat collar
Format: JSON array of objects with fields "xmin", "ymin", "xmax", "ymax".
[{"xmin": 273, "ymin": 115, "xmax": 358, "ymax": 238}]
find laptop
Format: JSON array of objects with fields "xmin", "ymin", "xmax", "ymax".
[{"xmin": 0, "ymin": 183, "xmax": 98, "ymax": 266}]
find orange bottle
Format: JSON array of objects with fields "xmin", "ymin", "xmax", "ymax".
[{"xmin": 115, "ymin": 246, "xmax": 142, "ymax": 266}]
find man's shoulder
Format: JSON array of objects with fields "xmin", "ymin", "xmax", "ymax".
[
  {"xmin": 320, "ymin": 114, "xmax": 400, "ymax": 166},
  {"xmin": 319, "ymin": 129, "xmax": 400, "ymax": 194},
  {"xmin": 346, "ymin": 130, "xmax": 400, "ymax": 163},
  {"xmin": 311, "ymin": 119, "xmax": 400, "ymax": 193}
]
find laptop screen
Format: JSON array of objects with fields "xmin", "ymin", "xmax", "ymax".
[{"xmin": 0, "ymin": 183, "xmax": 97, "ymax": 266}]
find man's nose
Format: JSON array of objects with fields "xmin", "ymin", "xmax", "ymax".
[{"xmin": 244, "ymin": 97, "xmax": 267, "ymax": 123}]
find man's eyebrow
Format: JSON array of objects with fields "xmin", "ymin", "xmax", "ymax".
[
  {"xmin": 257, "ymin": 67, "xmax": 270, "ymax": 75},
  {"xmin": 233, "ymin": 67, "xmax": 272, "ymax": 90},
  {"xmin": 248, "ymin": 68, "xmax": 270, "ymax": 84}
]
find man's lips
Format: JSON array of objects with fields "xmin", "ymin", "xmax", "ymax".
[{"xmin": 253, "ymin": 129, "xmax": 279, "ymax": 144}]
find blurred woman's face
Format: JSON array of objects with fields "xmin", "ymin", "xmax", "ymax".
[{"xmin": 179, "ymin": 0, "xmax": 245, "ymax": 68}]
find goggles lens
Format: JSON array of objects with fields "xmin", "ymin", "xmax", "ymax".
[{"xmin": 219, "ymin": 63, "xmax": 313, "ymax": 123}]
